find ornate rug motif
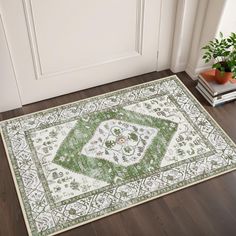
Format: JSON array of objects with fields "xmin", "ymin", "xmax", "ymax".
[{"xmin": 1, "ymin": 75, "xmax": 236, "ymax": 236}]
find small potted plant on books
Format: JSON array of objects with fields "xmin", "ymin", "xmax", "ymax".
[{"xmin": 201, "ymin": 32, "xmax": 236, "ymax": 84}]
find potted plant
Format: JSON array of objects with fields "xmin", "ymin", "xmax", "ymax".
[{"xmin": 202, "ymin": 32, "xmax": 236, "ymax": 84}]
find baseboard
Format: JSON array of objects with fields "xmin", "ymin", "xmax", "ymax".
[
  {"xmin": 185, "ymin": 65, "xmax": 211, "ymax": 80},
  {"xmin": 170, "ymin": 63, "xmax": 186, "ymax": 74}
]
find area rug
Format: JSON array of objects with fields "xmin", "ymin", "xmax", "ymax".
[{"xmin": 1, "ymin": 75, "xmax": 236, "ymax": 236}]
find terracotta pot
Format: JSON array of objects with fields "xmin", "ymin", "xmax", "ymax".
[{"xmin": 215, "ymin": 69, "xmax": 233, "ymax": 84}]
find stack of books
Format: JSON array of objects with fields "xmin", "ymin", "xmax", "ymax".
[{"xmin": 196, "ymin": 69, "xmax": 236, "ymax": 106}]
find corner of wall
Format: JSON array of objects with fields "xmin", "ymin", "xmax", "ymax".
[{"xmin": 186, "ymin": 0, "xmax": 228, "ymax": 79}]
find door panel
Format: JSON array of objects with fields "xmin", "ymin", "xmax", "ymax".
[
  {"xmin": 29, "ymin": 0, "xmax": 141, "ymax": 75},
  {"xmin": 1, "ymin": 0, "xmax": 161, "ymax": 104}
]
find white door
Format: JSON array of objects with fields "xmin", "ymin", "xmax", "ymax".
[{"xmin": 1, "ymin": 0, "xmax": 161, "ymax": 104}]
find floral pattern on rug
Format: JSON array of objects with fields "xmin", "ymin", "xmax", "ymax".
[
  {"xmin": 1, "ymin": 76, "xmax": 236, "ymax": 236},
  {"xmin": 81, "ymin": 119, "xmax": 158, "ymax": 166}
]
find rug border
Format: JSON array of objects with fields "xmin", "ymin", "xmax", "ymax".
[{"xmin": 1, "ymin": 74, "xmax": 236, "ymax": 236}]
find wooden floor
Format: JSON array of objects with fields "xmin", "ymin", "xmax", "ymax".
[{"xmin": 1, "ymin": 70, "xmax": 236, "ymax": 236}]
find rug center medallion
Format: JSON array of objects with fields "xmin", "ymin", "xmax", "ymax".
[{"xmin": 81, "ymin": 119, "xmax": 158, "ymax": 166}]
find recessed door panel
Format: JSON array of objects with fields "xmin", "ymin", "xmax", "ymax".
[{"xmin": 2, "ymin": 0, "xmax": 161, "ymax": 104}]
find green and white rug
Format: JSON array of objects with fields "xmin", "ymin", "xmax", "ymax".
[{"xmin": 1, "ymin": 75, "xmax": 236, "ymax": 236}]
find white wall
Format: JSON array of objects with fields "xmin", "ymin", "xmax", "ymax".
[
  {"xmin": 186, "ymin": 0, "xmax": 236, "ymax": 79},
  {"xmin": 217, "ymin": 0, "xmax": 236, "ymax": 36}
]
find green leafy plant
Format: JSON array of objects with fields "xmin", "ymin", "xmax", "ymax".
[{"xmin": 202, "ymin": 32, "xmax": 236, "ymax": 78}]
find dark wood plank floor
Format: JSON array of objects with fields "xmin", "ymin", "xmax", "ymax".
[{"xmin": 1, "ymin": 70, "xmax": 236, "ymax": 236}]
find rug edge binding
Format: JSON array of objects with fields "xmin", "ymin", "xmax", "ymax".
[
  {"xmin": 0, "ymin": 125, "xmax": 33, "ymax": 236},
  {"xmin": 47, "ymin": 166, "xmax": 236, "ymax": 236}
]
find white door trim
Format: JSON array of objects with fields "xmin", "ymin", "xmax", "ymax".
[{"xmin": 170, "ymin": 0, "xmax": 199, "ymax": 73}]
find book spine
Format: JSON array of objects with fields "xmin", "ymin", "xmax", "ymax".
[
  {"xmin": 215, "ymin": 94, "xmax": 236, "ymax": 104},
  {"xmin": 198, "ymin": 75, "xmax": 216, "ymax": 95},
  {"xmin": 198, "ymin": 79, "xmax": 236, "ymax": 99},
  {"xmin": 217, "ymin": 90, "xmax": 236, "ymax": 100},
  {"xmin": 196, "ymin": 85, "xmax": 215, "ymax": 106},
  {"xmin": 197, "ymin": 84, "xmax": 236, "ymax": 106},
  {"xmin": 196, "ymin": 84, "xmax": 214, "ymax": 102}
]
